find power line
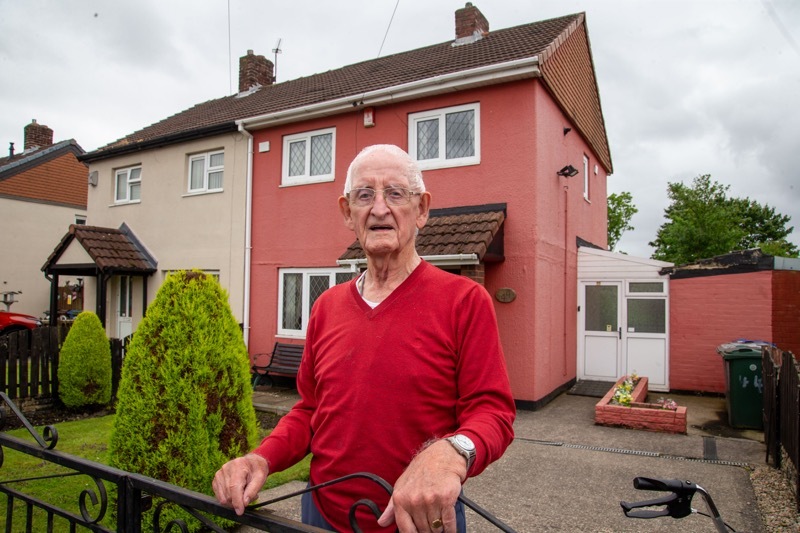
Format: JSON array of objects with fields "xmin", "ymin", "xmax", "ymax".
[{"xmin": 377, "ymin": 0, "xmax": 401, "ymax": 59}]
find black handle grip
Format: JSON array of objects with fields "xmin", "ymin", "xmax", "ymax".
[
  {"xmin": 633, "ymin": 477, "xmax": 693, "ymax": 492},
  {"xmin": 620, "ymin": 478, "xmax": 698, "ymax": 520}
]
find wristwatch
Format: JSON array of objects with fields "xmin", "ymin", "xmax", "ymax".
[{"xmin": 445, "ymin": 434, "xmax": 476, "ymax": 471}]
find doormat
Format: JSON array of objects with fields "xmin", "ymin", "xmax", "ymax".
[{"xmin": 568, "ymin": 380, "xmax": 615, "ymax": 398}]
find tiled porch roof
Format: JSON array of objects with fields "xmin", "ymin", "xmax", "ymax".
[
  {"xmin": 43, "ymin": 224, "xmax": 157, "ymax": 275},
  {"xmin": 338, "ymin": 204, "xmax": 505, "ymax": 263}
]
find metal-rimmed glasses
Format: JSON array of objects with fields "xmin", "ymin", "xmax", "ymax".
[{"xmin": 348, "ymin": 187, "xmax": 421, "ymax": 207}]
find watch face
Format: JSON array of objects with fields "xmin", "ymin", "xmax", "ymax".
[{"xmin": 454, "ymin": 434, "xmax": 475, "ymax": 451}]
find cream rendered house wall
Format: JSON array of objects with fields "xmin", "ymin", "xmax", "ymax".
[
  {"xmin": 85, "ymin": 132, "xmax": 250, "ymax": 335},
  {"xmin": 0, "ymin": 196, "xmax": 85, "ymax": 317}
]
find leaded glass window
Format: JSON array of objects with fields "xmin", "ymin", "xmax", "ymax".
[{"xmin": 409, "ymin": 103, "xmax": 479, "ymax": 170}]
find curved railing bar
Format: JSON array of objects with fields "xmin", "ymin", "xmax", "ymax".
[
  {"xmin": 78, "ymin": 475, "xmax": 109, "ymax": 524},
  {"xmin": 250, "ymin": 471, "xmax": 394, "ymax": 510},
  {"xmin": 0, "ymin": 391, "xmax": 58, "ymax": 449},
  {"xmin": 251, "ymin": 471, "xmax": 517, "ymax": 532}
]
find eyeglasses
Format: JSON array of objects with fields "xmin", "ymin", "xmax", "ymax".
[{"xmin": 348, "ymin": 187, "xmax": 421, "ymax": 207}]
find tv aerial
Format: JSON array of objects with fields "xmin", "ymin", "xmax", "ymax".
[{"xmin": 272, "ymin": 38, "xmax": 282, "ymax": 82}]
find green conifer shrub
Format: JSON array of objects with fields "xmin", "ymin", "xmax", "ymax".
[
  {"xmin": 57, "ymin": 311, "xmax": 112, "ymax": 408},
  {"xmin": 110, "ymin": 271, "xmax": 258, "ymax": 531}
]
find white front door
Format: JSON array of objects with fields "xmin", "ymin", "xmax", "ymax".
[
  {"xmin": 117, "ymin": 276, "xmax": 133, "ymax": 339},
  {"xmin": 580, "ymin": 282, "xmax": 621, "ymax": 381},
  {"xmin": 578, "ymin": 281, "xmax": 669, "ymax": 391}
]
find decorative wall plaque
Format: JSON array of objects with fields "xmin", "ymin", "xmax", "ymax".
[{"xmin": 495, "ymin": 288, "xmax": 516, "ymax": 303}]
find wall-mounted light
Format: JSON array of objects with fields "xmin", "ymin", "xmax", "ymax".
[{"xmin": 557, "ymin": 165, "xmax": 579, "ymax": 178}]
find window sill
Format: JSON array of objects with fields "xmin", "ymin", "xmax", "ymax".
[
  {"xmin": 280, "ymin": 175, "xmax": 335, "ymax": 188},
  {"xmin": 182, "ymin": 189, "xmax": 224, "ymax": 198},
  {"xmin": 415, "ymin": 157, "xmax": 480, "ymax": 172},
  {"xmin": 109, "ymin": 200, "xmax": 141, "ymax": 207},
  {"xmin": 276, "ymin": 332, "xmax": 306, "ymax": 340}
]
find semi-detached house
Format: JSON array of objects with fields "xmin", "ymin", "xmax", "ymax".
[
  {"xmin": 61, "ymin": 4, "xmax": 614, "ymax": 406},
  {"xmin": 0, "ymin": 120, "xmax": 87, "ymax": 318}
]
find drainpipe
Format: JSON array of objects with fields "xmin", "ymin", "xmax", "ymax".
[
  {"xmin": 564, "ymin": 184, "xmax": 569, "ymax": 378},
  {"xmin": 238, "ymin": 123, "xmax": 254, "ymax": 347}
]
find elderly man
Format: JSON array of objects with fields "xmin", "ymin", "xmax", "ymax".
[{"xmin": 213, "ymin": 144, "xmax": 515, "ymax": 532}]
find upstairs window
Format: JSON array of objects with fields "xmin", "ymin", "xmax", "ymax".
[
  {"xmin": 115, "ymin": 166, "xmax": 141, "ymax": 204},
  {"xmin": 188, "ymin": 150, "xmax": 224, "ymax": 193},
  {"xmin": 282, "ymin": 128, "xmax": 335, "ymax": 186},
  {"xmin": 409, "ymin": 103, "xmax": 480, "ymax": 170}
]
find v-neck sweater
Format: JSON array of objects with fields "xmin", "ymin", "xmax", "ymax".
[{"xmin": 253, "ymin": 261, "xmax": 515, "ymax": 531}]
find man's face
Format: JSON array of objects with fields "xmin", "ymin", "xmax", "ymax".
[{"xmin": 338, "ymin": 151, "xmax": 430, "ymax": 261}]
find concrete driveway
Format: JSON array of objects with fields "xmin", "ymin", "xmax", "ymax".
[{"xmin": 250, "ymin": 389, "xmax": 766, "ymax": 532}]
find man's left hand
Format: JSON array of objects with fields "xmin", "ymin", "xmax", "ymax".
[{"xmin": 377, "ymin": 439, "xmax": 467, "ymax": 532}]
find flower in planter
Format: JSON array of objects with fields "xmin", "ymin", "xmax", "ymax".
[
  {"xmin": 656, "ymin": 397, "xmax": 678, "ymax": 410},
  {"xmin": 612, "ymin": 388, "xmax": 634, "ymax": 406},
  {"xmin": 610, "ymin": 374, "xmax": 639, "ymax": 406}
]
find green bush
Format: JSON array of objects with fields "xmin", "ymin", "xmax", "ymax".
[
  {"xmin": 57, "ymin": 311, "xmax": 111, "ymax": 408},
  {"xmin": 110, "ymin": 271, "xmax": 258, "ymax": 531}
]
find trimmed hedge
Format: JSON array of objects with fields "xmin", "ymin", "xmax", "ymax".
[
  {"xmin": 110, "ymin": 271, "xmax": 258, "ymax": 531},
  {"xmin": 57, "ymin": 311, "xmax": 111, "ymax": 408}
]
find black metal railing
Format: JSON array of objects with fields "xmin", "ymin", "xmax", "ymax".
[{"xmin": 0, "ymin": 392, "xmax": 516, "ymax": 531}]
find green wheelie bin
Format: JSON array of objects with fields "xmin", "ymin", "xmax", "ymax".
[{"xmin": 716, "ymin": 342, "xmax": 766, "ymax": 430}]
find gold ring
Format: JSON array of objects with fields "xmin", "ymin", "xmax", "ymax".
[{"xmin": 431, "ymin": 518, "xmax": 443, "ymax": 529}]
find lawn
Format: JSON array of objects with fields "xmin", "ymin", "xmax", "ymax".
[{"xmin": 0, "ymin": 413, "xmax": 310, "ymax": 531}]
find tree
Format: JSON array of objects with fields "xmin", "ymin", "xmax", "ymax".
[
  {"xmin": 728, "ymin": 197, "xmax": 798, "ymax": 257},
  {"xmin": 650, "ymin": 174, "xmax": 798, "ymax": 264},
  {"xmin": 110, "ymin": 271, "xmax": 258, "ymax": 531},
  {"xmin": 607, "ymin": 191, "xmax": 638, "ymax": 252},
  {"xmin": 58, "ymin": 311, "xmax": 111, "ymax": 408}
]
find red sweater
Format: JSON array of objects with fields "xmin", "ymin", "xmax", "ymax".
[{"xmin": 254, "ymin": 261, "xmax": 515, "ymax": 531}]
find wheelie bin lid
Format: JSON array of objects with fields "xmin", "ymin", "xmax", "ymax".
[{"xmin": 716, "ymin": 340, "xmax": 773, "ymax": 357}]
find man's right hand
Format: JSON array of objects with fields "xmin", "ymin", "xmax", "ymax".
[{"xmin": 212, "ymin": 453, "xmax": 269, "ymax": 515}]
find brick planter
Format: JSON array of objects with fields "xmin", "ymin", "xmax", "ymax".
[{"xmin": 594, "ymin": 376, "xmax": 687, "ymax": 434}]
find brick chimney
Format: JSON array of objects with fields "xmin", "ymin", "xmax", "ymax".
[
  {"xmin": 239, "ymin": 50, "xmax": 274, "ymax": 92},
  {"xmin": 455, "ymin": 3, "xmax": 489, "ymax": 41},
  {"xmin": 24, "ymin": 119, "xmax": 54, "ymax": 150}
]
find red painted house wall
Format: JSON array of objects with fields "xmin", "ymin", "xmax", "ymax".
[
  {"xmin": 247, "ymin": 79, "xmax": 608, "ymax": 404},
  {"xmin": 669, "ymin": 272, "xmax": 773, "ymax": 393}
]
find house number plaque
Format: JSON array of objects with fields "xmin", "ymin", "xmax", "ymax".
[{"xmin": 495, "ymin": 288, "xmax": 516, "ymax": 303}]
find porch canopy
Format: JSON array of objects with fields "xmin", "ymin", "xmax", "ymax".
[
  {"xmin": 337, "ymin": 203, "xmax": 506, "ymax": 270},
  {"xmin": 42, "ymin": 223, "xmax": 157, "ymax": 326}
]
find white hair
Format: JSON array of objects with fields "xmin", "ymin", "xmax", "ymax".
[{"xmin": 343, "ymin": 144, "xmax": 426, "ymax": 195}]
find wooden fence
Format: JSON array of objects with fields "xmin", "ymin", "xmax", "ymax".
[
  {"xmin": 0, "ymin": 326, "xmax": 126, "ymax": 403},
  {"xmin": 763, "ymin": 346, "xmax": 800, "ymax": 511}
]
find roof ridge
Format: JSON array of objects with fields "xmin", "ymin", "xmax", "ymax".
[{"xmin": 87, "ymin": 12, "xmax": 584, "ymax": 157}]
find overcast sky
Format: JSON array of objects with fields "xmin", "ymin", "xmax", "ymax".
[{"xmin": 2, "ymin": 0, "xmax": 798, "ymax": 258}]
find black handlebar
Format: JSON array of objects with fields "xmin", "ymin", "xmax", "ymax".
[
  {"xmin": 621, "ymin": 477, "xmax": 696, "ymax": 519},
  {"xmin": 620, "ymin": 477, "xmax": 731, "ymax": 533}
]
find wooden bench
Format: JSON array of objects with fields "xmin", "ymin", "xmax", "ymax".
[{"xmin": 251, "ymin": 342, "xmax": 304, "ymax": 387}]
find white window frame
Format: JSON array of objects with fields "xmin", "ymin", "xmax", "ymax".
[
  {"xmin": 281, "ymin": 128, "xmax": 336, "ymax": 187},
  {"xmin": 583, "ymin": 154, "xmax": 590, "ymax": 201},
  {"xmin": 187, "ymin": 150, "xmax": 224, "ymax": 194},
  {"xmin": 114, "ymin": 165, "xmax": 141, "ymax": 204},
  {"xmin": 278, "ymin": 267, "xmax": 351, "ymax": 337},
  {"xmin": 408, "ymin": 103, "xmax": 480, "ymax": 171}
]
